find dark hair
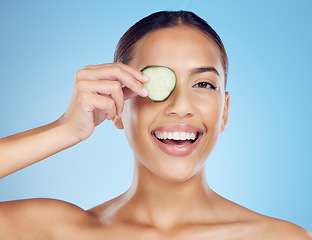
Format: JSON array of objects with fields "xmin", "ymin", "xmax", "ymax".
[{"xmin": 114, "ymin": 11, "xmax": 228, "ymax": 87}]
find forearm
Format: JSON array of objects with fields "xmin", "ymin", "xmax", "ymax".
[
  {"xmin": 0, "ymin": 119, "xmax": 80, "ymax": 179},
  {"xmin": 0, "ymin": 63, "xmax": 147, "ymax": 179}
]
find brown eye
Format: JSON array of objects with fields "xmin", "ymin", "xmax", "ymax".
[{"xmin": 193, "ymin": 81, "xmax": 217, "ymax": 90}]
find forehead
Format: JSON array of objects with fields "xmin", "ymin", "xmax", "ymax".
[{"xmin": 130, "ymin": 26, "xmax": 224, "ymax": 80}]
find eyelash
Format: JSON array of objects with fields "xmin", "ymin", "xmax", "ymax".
[{"xmin": 193, "ymin": 81, "xmax": 217, "ymax": 90}]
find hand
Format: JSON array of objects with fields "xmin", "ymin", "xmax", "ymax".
[{"xmin": 59, "ymin": 63, "xmax": 149, "ymax": 142}]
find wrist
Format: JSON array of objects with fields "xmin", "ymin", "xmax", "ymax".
[{"xmin": 53, "ymin": 115, "xmax": 83, "ymax": 147}]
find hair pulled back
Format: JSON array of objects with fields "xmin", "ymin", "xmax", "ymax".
[{"xmin": 114, "ymin": 11, "xmax": 228, "ymax": 87}]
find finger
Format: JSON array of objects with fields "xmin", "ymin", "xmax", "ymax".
[
  {"xmin": 82, "ymin": 63, "xmax": 149, "ymax": 83},
  {"xmin": 84, "ymin": 64, "xmax": 102, "ymax": 69},
  {"xmin": 77, "ymin": 80, "xmax": 124, "ymax": 117},
  {"xmin": 77, "ymin": 67, "xmax": 148, "ymax": 98},
  {"xmin": 114, "ymin": 63, "xmax": 149, "ymax": 83},
  {"xmin": 81, "ymin": 92, "xmax": 117, "ymax": 120}
]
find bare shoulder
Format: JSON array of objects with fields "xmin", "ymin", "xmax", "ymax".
[
  {"xmin": 213, "ymin": 193, "xmax": 311, "ymax": 240},
  {"xmin": 0, "ymin": 197, "xmax": 89, "ymax": 220},
  {"xmin": 259, "ymin": 217, "xmax": 312, "ymax": 240},
  {"xmin": 0, "ymin": 198, "xmax": 96, "ymax": 239},
  {"xmin": 240, "ymin": 207, "xmax": 311, "ymax": 239},
  {"xmin": 237, "ymin": 207, "xmax": 312, "ymax": 240}
]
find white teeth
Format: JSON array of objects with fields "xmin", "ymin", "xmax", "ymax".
[
  {"xmin": 168, "ymin": 132, "xmax": 173, "ymax": 140},
  {"xmin": 186, "ymin": 132, "xmax": 191, "ymax": 139},
  {"xmin": 154, "ymin": 131, "xmax": 198, "ymax": 141},
  {"xmin": 191, "ymin": 133, "xmax": 196, "ymax": 140},
  {"xmin": 173, "ymin": 132, "xmax": 179, "ymax": 140},
  {"xmin": 156, "ymin": 132, "xmax": 163, "ymax": 139},
  {"xmin": 180, "ymin": 132, "xmax": 187, "ymax": 140}
]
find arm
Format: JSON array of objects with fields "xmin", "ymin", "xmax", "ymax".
[
  {"xmin": 0, "ymin": 62, "xmax": 148, "ymax": 179},
  {"xmin": 0, "ymin": 119, "xmax": 78, "ymax": 179}
]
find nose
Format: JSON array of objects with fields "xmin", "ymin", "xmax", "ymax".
[{"xmin": 163, "ymin": 84, "xmax": 195, "ymax": 118}]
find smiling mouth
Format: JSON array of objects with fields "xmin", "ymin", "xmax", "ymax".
[{"xmin": 152, "ymin": 131, "xmax": 201, "ymax": 147}]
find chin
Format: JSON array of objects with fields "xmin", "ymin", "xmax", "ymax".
[{"xmin": 153, "ymin": 159, "xmax": 204, "ymax": 183}]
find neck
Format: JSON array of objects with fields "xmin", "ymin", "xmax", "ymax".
[{"xmin": 123, "ymin": 159, "xmax": 216, "ymax": 229}]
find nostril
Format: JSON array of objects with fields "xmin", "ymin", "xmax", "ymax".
[
  {"xmin": 163, "ymin": 90, "xmax": 195, "ymax": 118},
  {"xmin": 164, "ymin": 101, "xmax": 195, "ymax": 118},
  {"xmin": 165, "ymin": 108, "xmax": 195, "ymax": 118}
]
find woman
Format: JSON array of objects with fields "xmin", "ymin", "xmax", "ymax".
[{"xmin": 0, "ymin": 11, "xmax": 311, "ymax": 239}]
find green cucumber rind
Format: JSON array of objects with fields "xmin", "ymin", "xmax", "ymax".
[{"xmin": 142, "ymin": 66, "xmax": 177, "ymax": 103}]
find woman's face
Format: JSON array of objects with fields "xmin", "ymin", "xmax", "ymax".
[{"xmin": 119, "ymin": 25, "xmax": 229, "ymax": 182}]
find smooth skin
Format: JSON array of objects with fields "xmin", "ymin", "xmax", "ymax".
[{"xmin": 0, "ymin": 26, "xmax": 311, "ymax": 240}]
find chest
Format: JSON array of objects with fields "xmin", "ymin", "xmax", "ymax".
[{"xmin": 56, "ymin": 223, "xmax": 256, "ymax": 240}]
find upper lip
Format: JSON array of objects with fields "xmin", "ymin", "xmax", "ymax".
[{"xmin": 151, "ymin": 124, "xmax": 204, "ymax": 134}]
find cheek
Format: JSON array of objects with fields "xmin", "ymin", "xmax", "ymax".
[
  {"xmin": 123, "ymin": 97, "xmax": 157, "ymax": 128},
  {"xmin": 191, "ymin": 93, "xmax": 224, "ymax": 163},
  {"xmin": 122, "ymin": 97, "xmax": 157, "ymax": 151},
  {"xmin": 192, "ymin": 93, "xmax": 224, "ymax": 127},
  {"xmin": 121, "ymin": 99, "xmax": 138, "ymax": 151}
]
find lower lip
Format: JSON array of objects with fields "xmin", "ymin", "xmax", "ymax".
[{"xmin": 152, "ymin": 134, "xmax": 201, "ymax": 157}]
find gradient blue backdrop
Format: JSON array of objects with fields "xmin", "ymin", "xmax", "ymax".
[{"xmin": 0, "ymin": 0, "xmax": 311, "ymax": 232}]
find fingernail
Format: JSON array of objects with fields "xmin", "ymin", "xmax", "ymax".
[{"xmin": 142, "ymin": 88, "xmax": 148, "ymax": 96}]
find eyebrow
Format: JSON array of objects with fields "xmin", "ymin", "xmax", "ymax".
[
  {"xmin": 140, "ymin": 65, "xmax": 220, "ymax": 76},
  {"xmin": 190, "ymin": 66, "xmax": 220, "ymax": 76}
]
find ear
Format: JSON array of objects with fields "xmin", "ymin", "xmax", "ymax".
[
  {"xmin": 114, "ymin": 116, "xmax": 124, "ymax": 130},
  {"xmin": 221, "ymin": 92, "xmax": 230, "ymax": 132}
]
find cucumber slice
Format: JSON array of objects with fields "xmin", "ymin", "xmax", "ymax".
[{"xmin": 142, "ymin": 66, "xmax": 176, "ymax": 102}]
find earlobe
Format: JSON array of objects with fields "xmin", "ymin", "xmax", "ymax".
[
  {"xmin": 114, "ymin": 116, "xmax": 124, "ymax": 130},
  {"xmin": 221, "ymin": 92, "xmax": 230, "ymax": 132}
]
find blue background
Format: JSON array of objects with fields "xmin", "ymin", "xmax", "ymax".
[{"xmin": 0, "ymin": 0, "xmax": 311, "ymax": 232}]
